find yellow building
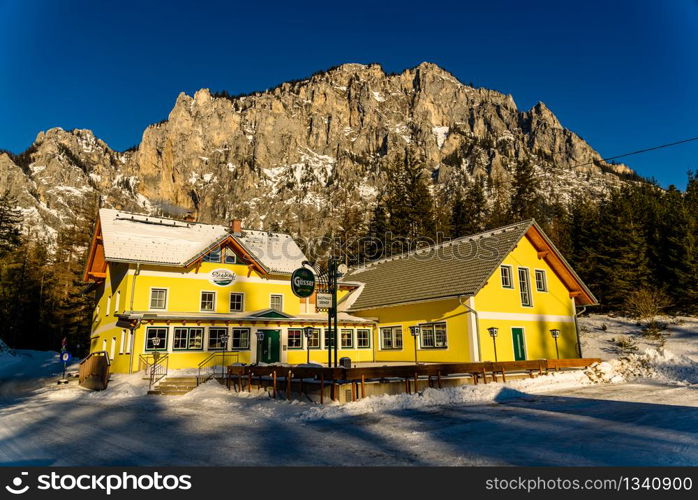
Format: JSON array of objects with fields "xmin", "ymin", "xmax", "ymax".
[
  {"xmin": 84, "ymin": 212, "xmax": 596, "ymax": 373},
  {"xmin": 339, "ymin": 220, "xmax": 597, "ymax": 364},
  {"xmin": 83, "ymin": 210, "xmax": 374, "ymax": 373}
]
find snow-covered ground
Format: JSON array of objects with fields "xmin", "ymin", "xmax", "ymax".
[{"xmin": 0, "ymin": 315, "xmax": 696, "ymax": 466}]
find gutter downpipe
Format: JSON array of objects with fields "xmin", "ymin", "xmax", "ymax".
[
  {"xmin": 128, "ymin": 263, "xmax": 141, "ymax": 374},
  {"xmin": 574, "ymin": 305, "xmax": 586, "ymax": 358},
  {"xmin": 459, "ymin": 295, "xmax": 481, "ymax": 362}
]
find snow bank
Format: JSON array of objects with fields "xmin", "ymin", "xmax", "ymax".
[{"xmin": 300, "ymin": 347, "xmax": 698, "ymax": 420}]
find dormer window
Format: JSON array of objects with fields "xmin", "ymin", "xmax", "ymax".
[
  {"xmin": 203, "ymin": 248, "xmax": 221, "ymax": 263},
  {"xmin": 223, "ymin": 248, "xmax": 237, "ymax": 264}
]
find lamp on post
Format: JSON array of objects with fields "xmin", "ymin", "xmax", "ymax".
[
  {"xmin": 409, "ymin": 325, "xmax": 421, "ymax": 365},
  {"xmin": 550, "ymin": 329, "xmax": 561, "ymax": 360},
  {"xmin": 487, "ymin": 327, "xmax": 499, "ymax": 362},
  {"xmin": 303, "ymin": 326, "xmax": 314, "ymax": 364}
]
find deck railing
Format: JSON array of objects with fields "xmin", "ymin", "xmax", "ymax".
[
  {"xmin": 78, "ymin": 351, "xmax": 111, "ymax": 390},
  {"xmin": 197, "ymin": 351, "xmax": 240, "ymax": 386}
]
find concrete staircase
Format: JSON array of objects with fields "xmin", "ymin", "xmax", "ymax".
[{"xmin": 147, "ymin": 376, "xmax": 199, "ymax": 396}]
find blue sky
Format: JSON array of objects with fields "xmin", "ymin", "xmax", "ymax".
[{"xmin": 1, "ymin": 0, "xmax": 697, "ymax": 188}]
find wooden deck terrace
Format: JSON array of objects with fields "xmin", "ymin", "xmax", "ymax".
[{"xmin": 224, "ymin": 358, "xmax": 601, "ymax": 404}]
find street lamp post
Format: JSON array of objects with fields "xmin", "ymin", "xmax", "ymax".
[
  {"xmin": 303, "ymin": 326, "xmax": 314, "ymax": 365},
  {"xmin": 487, "ymin": 327, "xmax": 499, "ymax": 362},
  {"xmin": 409, "ymin": 326, "xmax": 421, "ymax": 365},
  {"xmin": 550, "ymin": 329, "xmax": 561, "ymax": 360}
]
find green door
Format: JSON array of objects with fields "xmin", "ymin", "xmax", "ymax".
[
  {"xmin": 512, "ymin": 328, "xmax": 526, "ymax": 361},
  {"xmin": 259, "ymin": 330, "xmax": 280, "ymax": 363}
]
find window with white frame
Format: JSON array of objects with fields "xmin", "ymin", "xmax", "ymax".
[
  {"xmin": 287, "ymin": 329, "xmax": 303, "ymax": 349},
  {"xmin": 420, "ymin": 322, "xmax": 447, "ymax": 348},
  {"xmin": 145, "ymin": 327, "xmax": 168, "ymax": 351},
  {"xmin": 223, "ymin": 247, "xmax": 237, "ymax": 264},
  {"xmin": 380, "ymin": 326, "xmax": 403, "ymax": 350},
  {"xmin": 150, "ymin": 288, "xmax": 167, "ymax": 310},
  {"xmin": 203, "ymin": 248, "xmax": 221, "ymax": 263},
  {"xmin": 270, "ymin": 294, "xmax": 283, "ymax": 311},
  {"xmin": 307, "ymin": 328, "xmax": 321, "ymax": 349},
  {"xmin": 518, "ymin": 267, "xmax": 533, "ymax": 307},
  {"xmin": 173, "ymin": 327, "xmax": 203, "ymax": 350},
  {"xmin": 231, "ymin": 328, "xmax": 250, "ymax": 350},
  {"xmin": 208, "ymin": 328, "xmax": 228, "ymax": 350},
  {"xmin": 115, "ymin": 290, "xmax": 121, "ymax": 313},
  {"xmin": 500, "ymin": 265, "xmax": 513, "ymax": 289},
  {"xmin": 125, "ymin": 329, "xmax": 132, "ymax": 354},
  {"xmin": 229, "ymin": 292, "xmax": 244, "ymax": 312},
  {"xmin": 119, "ymin": 330, "xmax": 125, "ymax": 354},
  {"xmin": 535, "ymin": 269, "xmax": 548, "ymax": 292},
  {"xmin": 340, "ymin": 329, "xmax": 353, "ymax": 348},
  {"xmin": 357, "ymin": 329, "xmax": 371, "ymax": 348},
  {"xmin": 201, "ymin": 291, "xmax": 216, "ymax": 311},
  {"xmin": 106, "ymin": 294, "xmax": 111, "ymax": 316},
  {"xmin": 110, "ymin": 337, "xmax": 116, "ymax": 360}
]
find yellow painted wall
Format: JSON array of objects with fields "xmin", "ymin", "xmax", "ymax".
[
  {"xmin": 357, "ymin": 297, "xmax": 472, "ymax": 363},
  {"xmin": 474, "ymin": 234, "xmax": 578, "ymax": 361}
]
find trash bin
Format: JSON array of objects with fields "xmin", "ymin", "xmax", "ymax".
[{"xmin": 339, "ymin": 357, "xmax": 352, "ymax": 368}]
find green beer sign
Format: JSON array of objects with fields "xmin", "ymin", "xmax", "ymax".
[{"xmin": 291, "ymin": 267, "xmax": 316, "ymax": 298}]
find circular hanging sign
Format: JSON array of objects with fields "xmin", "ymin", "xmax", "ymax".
[
  {"xmin": 291, "ymin": 267, "xmax": 316, "ymax": 298},
  {"xmin": 61, "ymin": 352, "xmax": 72, "ymax": 363},
  {"xmin": 209, "ymin": 268, "xmax": 237, "ymax": 287}
]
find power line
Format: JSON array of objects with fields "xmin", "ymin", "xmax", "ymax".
[{"xmin": 575, "ymin": 135, "xmax": 698, "ymax": 168}]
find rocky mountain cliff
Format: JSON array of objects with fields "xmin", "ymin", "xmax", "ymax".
[{"xmin": 1, "ymin": 62, "xmax": 633, "ymax": 244}]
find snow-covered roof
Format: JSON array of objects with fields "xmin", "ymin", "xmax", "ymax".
[{"xmin": 99, "ymin": 209, "xmax": 306, "ymax": 274}]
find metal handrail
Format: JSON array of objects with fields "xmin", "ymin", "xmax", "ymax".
[
  {"xmin": 148, "ymin": 354, "xmax": 169, "ymax": 390},
  {"xmin": 197, "ymin": 351, "xmax": 239, "ymax": 386}
]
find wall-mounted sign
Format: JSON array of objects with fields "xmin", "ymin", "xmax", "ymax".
[
  {"xmin": 209, "ymin": 268, "xmax": 237, "ymax": 287},
  {"xmin": 316, "ymin": 293, "xmax": 332, "ymax": 309},
  {"xmin": 291, "ymin": 267, "xmax": 316, "ymax": 298}
]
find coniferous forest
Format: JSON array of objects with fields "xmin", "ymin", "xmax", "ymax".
[{"xmin": 0, "ymin": 168, "xmax": 697, "ymax": 354}]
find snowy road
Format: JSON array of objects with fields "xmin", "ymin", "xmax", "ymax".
[{"xmin": 0, "ymin": 379, "xmax": 696, "ymax": 466}]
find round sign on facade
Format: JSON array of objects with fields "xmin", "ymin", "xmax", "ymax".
[
  {"xmin": 209, "ymin": 268, "xmax": 237, "ymax": 287},
  {"xmin": 291, "ymin": 267, "xmax": 316, "ymax": 298}
]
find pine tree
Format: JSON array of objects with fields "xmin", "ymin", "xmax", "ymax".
[
  {"xmin": 0, "ymin": 190, "xmax": 22, "ymax": 257},
  {"xmin": 450, "ymin": 178, "xmax": 487, "ymax": 237},
  {"xmin": 507, "ymin": 159, "xmax": 542, "ymax": 222}
]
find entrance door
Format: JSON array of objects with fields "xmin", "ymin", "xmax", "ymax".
[
  {"xmin": 512, "ymin": 328, "xmax": 526, "ymax": 361},
  {"xmin": 259, "ymin": 330, "xmax": 280, "ymax": 363}
]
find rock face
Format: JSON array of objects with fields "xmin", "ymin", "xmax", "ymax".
[{"xmin": 1, "ymin": 62, "xmax": 632, "ymax": 243}]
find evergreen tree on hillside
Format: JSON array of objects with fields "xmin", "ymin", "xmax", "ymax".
[
  {"xmin": 507, "ymin": 160, "xmax": 542, "ymax": 222},
  {"xmin": 450, "ymin": 178, "xmax": 487, "ymax": 237},
  {"xmin": 0, "ymin": 190, "xmax": 22, "ymax": 257},
  {"xmin": 365, "ymin": 199, "xmax": 389, "ymax": 260},
  {"xmin": 592, "ymin": 188, "xmax": 651, "ymax": 309}
]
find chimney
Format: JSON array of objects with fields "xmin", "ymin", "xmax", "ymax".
[{"xmin": 230, "ymin": 219, "xmax": 242, "ymax": 235}]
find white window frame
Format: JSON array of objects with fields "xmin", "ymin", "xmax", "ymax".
[
  {"xmin": 200, "ymin": 290, "xmax": 216, "ymax": 312},
  {"xmin": 500, "ymin": 265, "xmax": 514, "ymax": 289},
  {"xmin": 110, "ymin": 337, "xmax": 116, "ymax": 360},
  {"xmin": 125, "ymin": 329, "xmax": 132, "ymax": 354},
  {"xmin": 380, "ymin": 326, "xmax": 403, "ymax": 350},
  {"xmin": 270, "ymin": 294, "xmax": 283, "ymax": 311},
  {"xmin": 356, "ymin": 329, "xmax": 371, "ymax": 349},
  {"xmin": 102, "ymin": 338, "xmax": 107, "ymax": 353},
  {"xmin": 323, "ymin": 328, "xmax": 336, "ymax": 348},
  {"xmin": 534, "ymin": 269, "xmax": 548, "ymax": 292},
  {"xmin": 419, "ymin": 321, "xmax": 448, "ymax": 349},
  {"xmin": 173, "ymin": 327, "xmax": 204, "ymax": 351},
  {"xmin": 114, "ymin": 290, "xmax": 121, "ymax": 314},
  {"xmin": 340, "ymin": 329, "xmax": 354, "ymax": 349},
  {"xmin": 223, "ymin": 247, "xmax": 237, "ymax": 264},
  {"xmin": 229, "ymin": 292, "xmax": 245, "ymax": 312},
  {"xmin": 518, "ymin": 267, "xmax": 533, "ymax": 307},
  {"xmin": 119, "ymin": 329, "xmax": 125, "ymax": 354},
  {"xmin": 287, "ymin": 328, "xmax": 304, "ymax": 350},
  {"xmin": 307, "ymin": 328, "xmax": 321, "ymax": 349},
  {"xmin": 149, "ymin": 288, "xmax": 168, "ymax": 310},
  {"xmin": 106, "ymin": 294, "xmax": 111, "ymax": 316}
]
